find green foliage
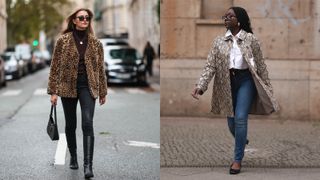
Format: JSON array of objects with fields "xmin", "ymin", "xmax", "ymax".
[{"xmin": 6, "ymin": 0, "xmax": 71, "ymax": 45}]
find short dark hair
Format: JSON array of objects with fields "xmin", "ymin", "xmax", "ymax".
[{"xmin": 230, "ymin": 7, "xmax": 253, "ymax": 34}]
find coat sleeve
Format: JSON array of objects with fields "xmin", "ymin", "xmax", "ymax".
[
  {"xmin": 251, "ymin": 36, "xmax": 273, "ymax": 93},
  {"xmin": 98, "ymin": 42, "xmax": 107, "ymax": 97},
  {"xmin": 47, "ymin": 37, "xmax": 63, "ymax": 95},
  {"xmin": 196, "ymin": 39, "xmax": 218, "ymax": 93}
]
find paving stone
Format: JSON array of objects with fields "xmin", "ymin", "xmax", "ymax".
[{"xmin": 161, "ymin": 117, "xmax": 320, "ymax": 168}]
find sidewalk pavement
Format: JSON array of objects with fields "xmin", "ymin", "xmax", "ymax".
[
  {"xmin": 161, "ymin": 117, "xmax": 320, "ymax": 179},
  {"xmin": 161, "ymin": 167, "xmax": 320, "ymax": 180}
]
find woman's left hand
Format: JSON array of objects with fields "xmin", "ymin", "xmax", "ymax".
[{"xmin": 99, "ymin": 96, "xmax": 106, "ymax": 105}]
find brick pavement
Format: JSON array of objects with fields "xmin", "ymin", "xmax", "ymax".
[{"xmin": 161, "ymin": 117, "xmax": 320, "ymax": 168}]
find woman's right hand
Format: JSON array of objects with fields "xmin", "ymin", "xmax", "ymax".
[
  {"xmin": 191, "ymin": 88, "xmax": 203, "ymax": 100},
  {"xmin": 50, "ymin": 94, "xmax": 58, "ymax": 106}
]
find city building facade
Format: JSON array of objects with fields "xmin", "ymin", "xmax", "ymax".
[
  {"xmin": 0, "ymin": 0, "xmax": 7, "ymax": 52},
  {"xmin": 94, "ymin": 0, "xmax": 159, "ymax": 54},
  {"xmin": 161, "ymin": 0, "xmax": 320, "ymax": 120}
]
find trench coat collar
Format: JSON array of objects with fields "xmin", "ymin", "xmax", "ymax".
[{"xmin": 224, "ymin": 29, "xmax": 246, "ymax": 41}]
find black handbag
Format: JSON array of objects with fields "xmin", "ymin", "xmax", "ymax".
[{"xmin": 47, "ymin": 105, "xmax": 59, "ymax": 141}]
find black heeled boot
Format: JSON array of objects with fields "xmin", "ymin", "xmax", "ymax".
[
  {"xmin": 69, "ymin": 150, "xmax": 79, "ymax": 169},
  {"xmin": 66, "ymin": 133, "xmax": 78, "ymax": 169},
  {"xmin": 83, "ymin": 136, "xmax": 94, "ymax": 178}
]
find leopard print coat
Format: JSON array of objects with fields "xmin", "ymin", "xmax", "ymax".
[
  {"xmin": 47, "ymin": 32, "xmax": 107, "ymax": 98},
  {"xmin": 197, "ymin": 30, "xmax": 279, "ymax": 116}
]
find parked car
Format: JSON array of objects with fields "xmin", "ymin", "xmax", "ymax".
[
  {"xmin": 15, "ymin": 43, "xmax": 37, "ymax": 73},
  {"xmin": 99, "ymin": 38, "xmax": 129, "ymax": 47},
  {"xmin": 104, "ymin": 45, "xmax": 146, "ymax": 85},
  {"xmin": 1, "ymin": 52, "xmax": 24, "ymax": 80},
  {"xmin": 41, "ymin": 50, "xmax": 51, "ymax": 66},
  {"xmin": 0, "ymin": 56, "xmax": 6, "ymax": 87},
  {"xmin": 5, "ymin": 46, "xmax": 29, "ymax": 76},
  {"xmin": 33, "ymin": 50, "xmax": 46, "ymax": 69}
]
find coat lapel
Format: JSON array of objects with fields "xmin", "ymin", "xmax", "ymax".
[
  {"xmin": 68, "ymin": 32, "xmax": 80, "ymax": 63},
  {"xmin": 84, "ymin": 34, "xmax": 97, "ymax": 70},
  {"xmin": 85, "ymin": 35, "xmax": 91, "ymax": 64}
]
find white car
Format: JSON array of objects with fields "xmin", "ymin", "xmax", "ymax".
[
  {"xmin": 104, "ymin": 45, "xmax": 146, "ymax": 85},
  {"xmin": 1, "ymin": 52, "xmax": 24, "ymax": 80},
  {"xmin": 99, "ymin": 38, "xmax": 129, "ymax": 47}
]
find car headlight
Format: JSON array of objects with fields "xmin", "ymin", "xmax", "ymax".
[
  {"xmin": 136, "ymin": 59, "xmax": 142, "ymax": 64},
  {"xmin": 5, "ymin": 65, "xmax": 17, "ymax": 72},
  {"xmin": 138, "ymin": 64, "xmax": 145, "ymax": 71}
]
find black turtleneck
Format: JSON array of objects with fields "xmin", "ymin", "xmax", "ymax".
[{"xmin": 73, "ymin": 29, "xmax": 88, "ymax": 74}]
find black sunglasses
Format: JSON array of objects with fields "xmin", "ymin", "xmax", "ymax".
[
  {"xmin": 76, "ymin": 15, "xmax": 91, "ymax": 22},
  {"xmin": 221, "ymin": 14, "xmax": 237, "ymax": 20}
]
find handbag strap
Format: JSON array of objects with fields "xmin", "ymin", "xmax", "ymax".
[{"xmin": 50, "ymin": 105, "xmax": 57, "ymax": 125}]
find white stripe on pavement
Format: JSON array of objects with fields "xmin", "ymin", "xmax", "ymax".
[
  {"xmin": 54, "ymin": 133, "xmax": 67, "ymax": 165},
  {"xmin": 125, "ymin": 88, "xmax": 146, "ymax": 94},
  {"xmin": 33, "ymin": 88, "xmax": 47, "ymax": 96},
  {"xmin": 108, "ymin": 88, "xmax": 115, "ymax": 94},
  {"xmin": 1, "ymin": 90, "xmax": 22, "ymax": 96},
  {"xmin": 124, "ymin": 140, "xmax": 160, "ymax": 149}
]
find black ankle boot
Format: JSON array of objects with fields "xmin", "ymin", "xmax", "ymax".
[
  {"xmin": 83, "ymin": 136, "xmax": 94, "ymax": 178},
  {"xmin": 69, "ymin": 151, "xmax": 78, "ymax": 169}
]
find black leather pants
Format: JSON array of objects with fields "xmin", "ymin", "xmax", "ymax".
[{"xmin": 61, "ymin": 74, "xmax": 96, "ymax": 150}]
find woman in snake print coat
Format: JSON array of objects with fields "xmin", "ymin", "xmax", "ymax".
[{"xmin": 192, "ymin": 7, "xmax": 279, "ymax": 175}]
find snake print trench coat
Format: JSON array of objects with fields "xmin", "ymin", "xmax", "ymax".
[{"xmin": 196, "ymin": 30, "xmax": 279, "ymax": 116}]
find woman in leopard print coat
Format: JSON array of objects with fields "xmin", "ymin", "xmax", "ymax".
[
  {"xmin": 47, "ymin": 8, "xmax": 107, "ymax": 178},
  {"xmin": 192, "ymin": 7, "xmax": 279, "ymax": 175}
]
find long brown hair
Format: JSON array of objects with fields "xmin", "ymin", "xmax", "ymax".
[{"xmin": 62, "ymin": 8, "xmax": 94, "ymax": 34}]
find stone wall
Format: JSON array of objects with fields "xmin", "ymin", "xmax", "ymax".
[
  {"xmin": 0, "ymin": 0, "xmax": 7, "ymax": 52},
  {"xmin": 160, "ymin": 0, "xmax": 320, "ymax": 120},
  {"xmin": 127, "ymin": 0, "xmax": 160, "ymax": 54},
  {"xmin": 94, "ymin": 0, "xmax": 129, "ymax": 36}
]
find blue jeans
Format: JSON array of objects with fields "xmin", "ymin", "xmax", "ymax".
[{"xmin": 227, "ymin": 69, "xmax": 257, "ymax": 163}]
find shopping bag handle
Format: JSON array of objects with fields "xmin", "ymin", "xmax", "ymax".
[{"xmin": 50, "ymin": 105, "xmax": 57, "ymax": 124}]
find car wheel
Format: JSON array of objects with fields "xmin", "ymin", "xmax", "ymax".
[
  {"xmin": 12, "ymin": 70, "xmax": 20, "ymax": 80},
  {"xmin": 24, "ymin": 67, "xmax": 29, "ymax": 76},
  {"xmin": 137, "ymin": 74, "xmax": 147, "ymax": 86},
  {"xmin": 19, "ymin": 68, "xmax": 24, "ymax": 78}
]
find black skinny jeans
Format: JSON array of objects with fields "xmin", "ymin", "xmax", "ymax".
[{"xmin": 61, "ymin": 74, "xmax": 96, "ymax": 150}]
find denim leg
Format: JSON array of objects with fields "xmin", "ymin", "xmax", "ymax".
[
  {"xmin": 78, "ymin": 87, "xmax": 96, "ymax": 137},
  {"xmin": 227, "ymin": 74, "xmax": 238, "ymax": 138},
  {"xmin": 227, "ymin": 117, "xmax": 235, "ymax": 137},
  {"xmin": 234, "ymin": 76, "xmax": 256, "ymax": 163},
  {"xmin": 61, "ymin": 97, "xmax": 78, "ymax": 150}
]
